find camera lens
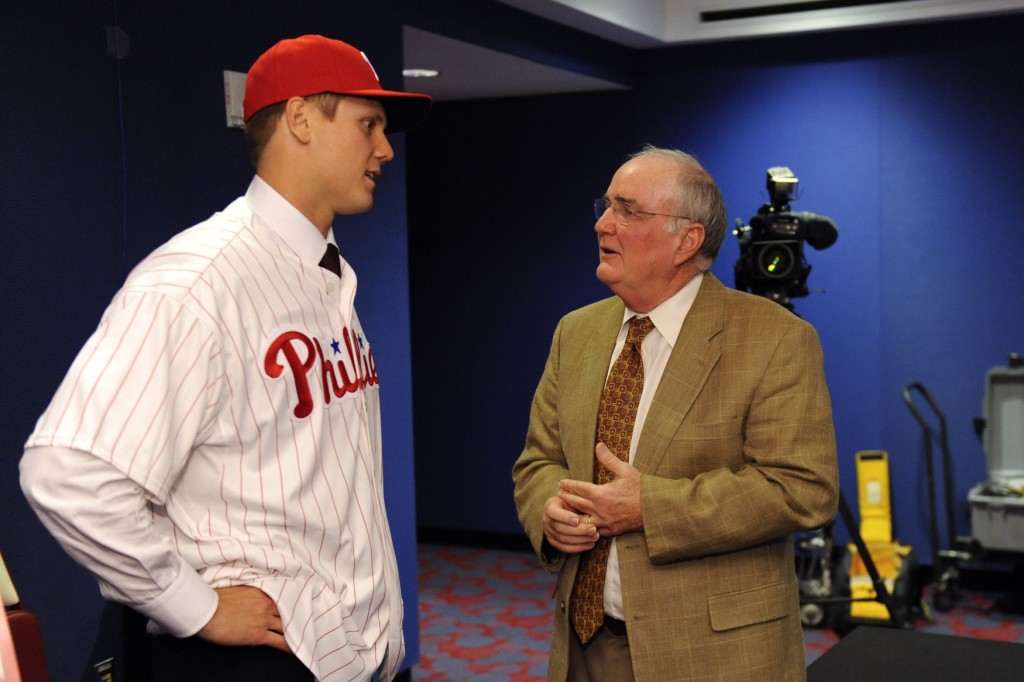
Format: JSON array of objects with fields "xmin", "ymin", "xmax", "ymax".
[{"xmin": 757, "ymin": 243, "xmax": 796, "ymax": 279}]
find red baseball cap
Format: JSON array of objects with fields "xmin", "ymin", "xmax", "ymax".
[{"xmin": 243, "ymin": 34, "xmax": 432, "ymax": 132}]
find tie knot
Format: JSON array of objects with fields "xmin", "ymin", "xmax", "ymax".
[
  {"xmin": 319, "ymin": 243, "xmax": 341, "ymax": 277},
  {"xmin": 627, "ymin": 316, "xmax": 654, "ymax": 347}
]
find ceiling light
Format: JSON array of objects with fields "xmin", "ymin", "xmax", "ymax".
[{"xmin": 403, "ymin": 68, "xmax": 441, "ymax": 78}]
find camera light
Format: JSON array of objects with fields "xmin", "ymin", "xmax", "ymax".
[{"xmin": 755, "ymin": 242, "xmax": 800, "ymax": 280}]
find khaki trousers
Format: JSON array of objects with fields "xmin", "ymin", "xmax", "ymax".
[{"xmin": 567, "ymin": 619, "xmax": 635, "ymax": 682}]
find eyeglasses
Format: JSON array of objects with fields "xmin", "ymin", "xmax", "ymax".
[{"xmin": 594, "ymin": 197, "xmax": 691, "ymax": 225}]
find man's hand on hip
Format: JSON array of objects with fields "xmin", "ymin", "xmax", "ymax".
[{"xmin": 198, "ymin": 585, "xmax": 291, "ymax": 653}]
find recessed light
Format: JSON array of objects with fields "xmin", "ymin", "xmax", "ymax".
[{"xmin": 403, "ymin": 68, "xmax": 440, "ymax": 78}]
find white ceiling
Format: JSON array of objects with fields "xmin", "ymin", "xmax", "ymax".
[
  {"xmin": 403, "ymin": 0, "xmax": 1024, "ymax": 101},
  {"xmin": 401, "ymin": 25, "xmax": 629, "ymax": 102}
]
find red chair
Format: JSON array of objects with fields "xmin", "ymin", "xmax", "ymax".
[{"xmin": 1, "ymin": 551, "xmax": 48, "ymax": 682}]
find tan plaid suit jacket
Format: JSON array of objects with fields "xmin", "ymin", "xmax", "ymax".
[{"xmin": 513, "ymin": 273, "xmax": 839, "ymax": 681}]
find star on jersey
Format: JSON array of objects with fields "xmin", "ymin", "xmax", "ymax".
[{"xmin": 265, "ymin": 327, "xmax": 378, "ymax": 419}]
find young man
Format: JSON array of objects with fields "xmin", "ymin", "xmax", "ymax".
[
  {"xmin": 513, "ymin": 146, "xmax": 839, "ymax": 681},
  {"xmin": 21, "ymin": 35, "xmax": 430, "ymax": 681}
]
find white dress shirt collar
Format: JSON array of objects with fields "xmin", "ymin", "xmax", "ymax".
[
  {"xmin": 620, "ymin": 272, "xmax": 703, "ymax": 346},
  {"xmin": 245, "ymin": 175, "xmax": 337, "ymax": 263}
]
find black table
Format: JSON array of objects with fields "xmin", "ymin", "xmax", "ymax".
[{"xmin": 808, "ymin": 625, "xmax": 1024, "ymax": 681}]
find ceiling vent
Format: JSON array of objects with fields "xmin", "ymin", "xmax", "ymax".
[
  {"xmin": 680, "ymin": 0, "xmax": 1024, "ymax": 43},
  {"xmin": 698, "ymin": 0, "xmax": 918, "ymax": 23}
]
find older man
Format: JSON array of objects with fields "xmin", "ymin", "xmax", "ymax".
[{"xmin": 513, "ymin": 145, "xmax": 838, "ymax": 681}]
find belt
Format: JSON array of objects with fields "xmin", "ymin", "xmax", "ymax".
[{"xmin": 602, "ymin": 615, "xmax": 628, "ymax": 637}]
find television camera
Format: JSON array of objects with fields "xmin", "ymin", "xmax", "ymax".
[{"xmin": 733, "ymin": 167, "xmax": 838, "ymax": 311}]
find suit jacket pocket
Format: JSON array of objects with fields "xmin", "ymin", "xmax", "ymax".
[{"xmin": 708, "ymin": 581, "xmax": 791, "ymax": 632}]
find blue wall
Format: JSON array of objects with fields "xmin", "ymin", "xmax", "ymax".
[
  {"xmin": 408, "ymin": 16, "xmax": 1024, "ymax": 566},
  {"xmin": 1, "ymin": 1, "xmax": 422, "ymax": 678}
]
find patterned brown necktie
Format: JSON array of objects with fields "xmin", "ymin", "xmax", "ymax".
[{"xmin": 571, "ymin": 315, "xmax": 654, "ymax": 644}]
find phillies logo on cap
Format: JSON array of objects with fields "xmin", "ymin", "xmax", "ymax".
[
  {"xmin": 359, "ymin": 51, "xmax": 380, "ymax": 82},
  {"xmin": 242, "ymin": 34, "xmax": 431, "ymax": 132}
]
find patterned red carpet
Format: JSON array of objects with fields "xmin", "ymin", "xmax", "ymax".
[
  {"xmin": 413, "ymin": 544, "xmax": 553, "ymax": 680},
  {"xmin": 411, "ymin": 543, "xmax": 1024, "ymax": 681}
]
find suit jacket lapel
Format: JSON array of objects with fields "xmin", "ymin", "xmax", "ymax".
[
  {"xmin": 634, "ymin": 275, "xmax": 725, "ymax": 474},
  {"xmin": 569, "ymin": 299, "xmax": 625, "ymax": 481}
]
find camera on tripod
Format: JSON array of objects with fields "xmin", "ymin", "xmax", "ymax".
[{"xmin": 733, "ymin": 167, "xmax": 838, "ymax": 311}]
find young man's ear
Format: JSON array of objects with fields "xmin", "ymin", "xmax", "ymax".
[{"xmin": 283, "ymin": 96, "xmax": 312, "ymax": 144}]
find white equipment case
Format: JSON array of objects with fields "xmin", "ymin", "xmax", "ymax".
[{"xmin": 968, "ymin": 354, "xmax": 1024, "ymax": 552}]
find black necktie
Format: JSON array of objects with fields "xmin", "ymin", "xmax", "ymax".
[{"xmin": 319, "ymin": 242, "xmax": 341, "ymax": 277}]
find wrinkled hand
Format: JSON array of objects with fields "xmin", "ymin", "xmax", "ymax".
[
  {"xmin": 558, "ymin": 443, "xmax": 643, "ymax": 537},
  {"xmin": 197, "ymin": 585, "xmax": 290, "ymax": 652},
  {"xmin": 543, "ymin": 492, "xmax": 599, "ymax": 555}
]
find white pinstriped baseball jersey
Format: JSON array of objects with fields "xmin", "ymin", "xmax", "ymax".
[{"xmin": 25, "ymin": 177, "xmax": 403, "ymax": 681}]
